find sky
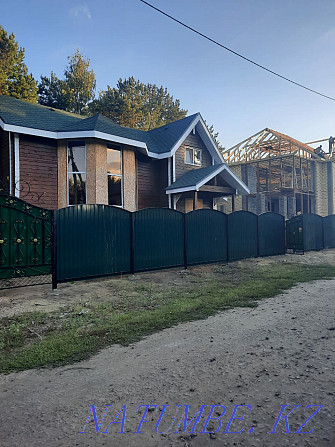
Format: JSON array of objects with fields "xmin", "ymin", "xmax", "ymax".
[{"xmin": 1, "ymin": 0, "xmax": 335, "ymax": 149}]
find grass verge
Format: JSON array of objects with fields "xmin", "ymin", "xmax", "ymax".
[{"xmin": 1, "ymin": 262, "xmax": 334, "ymax": 373}]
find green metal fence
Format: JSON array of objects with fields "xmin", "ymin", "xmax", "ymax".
[
  {"xmin": 302, "ymin": 214, "xmax": 324, "ymax": 251},
  {"xmin": 53, "ymin": 204, "xmax": 335, "ymax": 287},
  {"xmin": 323, "ymin": 215, "xmax": 335, "ymax": 248},
  {"xmin": 133, "ymin": 208, "xmax": 184, "ymax": 271},
  {"xmin": 228, "ymin": 211, "xmax": 258, "ymax": 261},
  {"xmin": 56, "ymin": 205, "xmax": 131, "ymax": 281},
  {"xmin": 0, "ymin": 195, "xmax": 52, "ymax": 282},
  {"xmin": 186, "ymin": 209, "xmax": 228, "ymax": 265},
  {"xmin": 258, "ymin": 212, "xmax": 286, "ymax": 256}
]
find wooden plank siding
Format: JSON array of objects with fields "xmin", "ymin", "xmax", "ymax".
[
  {"xmin": 175, "ymin": 132, "xmax": 212, "ymax": 178},
  {"xmin": 19, "ymin": 135, "xmax": 58, "ymax": 209},
  {"xmin": 137, "ymin": 155, "xmax": 168, "ymax": 209}
]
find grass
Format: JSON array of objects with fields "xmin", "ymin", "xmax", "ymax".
[{"xmin": 0, "ymin": 262, "xmax": 334, "ymax": 374}]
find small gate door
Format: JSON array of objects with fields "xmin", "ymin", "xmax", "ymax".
[
  {"xmin": 286, "ymin": 215, "xmax": 304, "ymax": 253},
  {"xmin": 0, "ymin": 195, "xmax": 52, "ymax": 285}
]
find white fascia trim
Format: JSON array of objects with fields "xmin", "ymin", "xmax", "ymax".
[
  {"xmin": 166, "ymin": 165, "xmax": 224, "ymax": 195},
  {"xmin": 0, "ymin": 119, "xmax": 58, "ymax": 139},
  {"xmin": 194, "ymin": 165, "xmax": 225, "ymax": 190},
  {"xmin": 0, "ymin": 119, "xmax": 148, "ymax": 151},
  {"xmin": 146, "ymin": 114, "xmax": 221, "ymax": 160},
  {"xmin": 197, "ymin": 115, "xmax": 225, "ymax": 163},
  {"xmin": 222, "ymin": 165, "xmax": 250, "ymax": 194},
  {"xmin": 169, "ymin": 114, "xmax": 201, "ymax": 156},
  {"xmin": 57, "ymin": 130, "xmax": 147, "ymax": 149},
  {"xmin": 166, "ymin": 185, "xmax": 196, "ymax": 195}
]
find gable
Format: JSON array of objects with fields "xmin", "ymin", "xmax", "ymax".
[{"xmin": 175, "ymin": 130, "xmax": 213, "ymax": 179}]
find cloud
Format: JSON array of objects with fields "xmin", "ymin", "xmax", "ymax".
[
  {"xmin": 316, "ymin": 27, "xmax": 335, "ymax": 44},
  {"xmin": 69, "ymin": 5, "xmax": 92, "ymax": 20}
]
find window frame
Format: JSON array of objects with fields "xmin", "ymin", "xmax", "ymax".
[
  {"xmin": 185, "ymin": 147, "xmax": 202, "ymax": 166},
  {"xmin": 67, "ymin": 141, "xmax": 86, "ymax": 206},
  {"xmin": 107, "ymin": 143, "xmax": 123, "ymax": 207}
]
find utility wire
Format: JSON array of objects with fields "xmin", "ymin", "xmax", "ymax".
[{"xmin": 139, "ymin": 0, "xmax": 335, "ymax": 102}]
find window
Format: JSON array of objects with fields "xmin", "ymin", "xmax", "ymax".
[
  {"xmin": 185, "ymin": 147, "xmax": 202, "ymax": 166},
  {"xmin": 67, "ymin": 141, "xmax": 86, "ymax": 205},
  {"xmin": 107, "ymin": 144, "xmax": 122, "ymax": 206}
]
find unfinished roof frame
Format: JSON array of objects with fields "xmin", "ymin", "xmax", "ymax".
[{"xmin": 223, "ymin": 128, "xmax": 327, "ymax": 164}]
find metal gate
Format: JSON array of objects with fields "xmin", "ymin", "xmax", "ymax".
[
  {"xmin": 0, "ymin": 195, "xmax": 52, "ymax": 288},
  {"xmin": 286, "ymin": 215, "xmax": 304, "ymax": 253}
]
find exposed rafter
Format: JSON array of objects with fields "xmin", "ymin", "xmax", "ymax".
[{"xmin": 223, "ymin": 128, "xmax": 327, "ymax": 164}]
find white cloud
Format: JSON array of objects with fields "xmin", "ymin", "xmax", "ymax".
[
  {"xmin": 316, "ymin": 27, "xmax": 335, "ymax": 44},
  {"xmin": 69, "ymin": 5, "xmax": 92, "ymax": 20}
]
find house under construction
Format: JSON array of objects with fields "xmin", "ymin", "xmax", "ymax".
[{"xmin": 221, "ymin": 129, "xmax": 335, "ymax": 218}]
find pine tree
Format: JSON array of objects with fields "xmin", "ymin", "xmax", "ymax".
[
  {"xmin": 0, "ymin": 26, "xmax": 38, "ymax": 102},
  {"xmin": 90, "ymin": 77, "xmax": 187, "ymax": 129}
]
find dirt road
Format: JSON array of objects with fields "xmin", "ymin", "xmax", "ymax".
[{"xmin": 0, "ymin": 260, "xmax": 334, "ymax": 446}]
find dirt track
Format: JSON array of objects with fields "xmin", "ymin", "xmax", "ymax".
[{"xmin": 0, "ymin": 251, "xmax": 334, "ymax": 446}]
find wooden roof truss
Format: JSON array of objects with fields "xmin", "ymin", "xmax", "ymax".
[{"xmin": 223, "ymin": 128, "xmax": 327, "ymax": 164}]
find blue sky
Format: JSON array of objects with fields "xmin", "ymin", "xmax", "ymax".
[{"xmin": 1, "ymin": 0, "xmax": 334, "ymax": 148}]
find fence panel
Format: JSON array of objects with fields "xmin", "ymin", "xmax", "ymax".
[
  {"xmin": 323, "ymin": 215, "xmax": 335, "ymax": 248},
  {"xmin": 302, "ymin": 214, "xmax": 324, "ymax": 251},
  {"xmin": 258, "ymin": 212, "xmax": 285, "ymax": 256},
  {"xmin": 133, "ymin": 208, "xmax": 184, "ymax": 271},
  {"xmin": 228, "ymin": 211, "xmax": 258, "ymax": 260},
  {"xmin": 186, "ymin": 209, "xmax": 228, "ymax": 265},
  {"xmin": 57, "ymin": 205, "xmax": 131, "ymax": 281}
]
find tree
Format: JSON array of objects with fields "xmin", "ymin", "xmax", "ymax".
[
  {"xmin": 38, "ymin": 49, "xmax": 96, "ymax": 115},
  {"xmin": 38, "ymin": 71, "xmax": 68, "ymax": 110},
  {"xmin": 0, "ymin": 26, "xmax": 38, "ymax": 102},
  {"xmin": 90, "ymin": 77, "xmax": 187, "ymax": 129},
  {"xmin": 64, "ymin": 49, "xmax": 96, "ymax": 115},
  {"xmin": 205, "ymin": 121, "xmax": 225, "ymax": 153}
]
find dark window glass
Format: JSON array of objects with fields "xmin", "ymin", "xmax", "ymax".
[
  {"xmin": 108, "ymin": 175, "xmax": 122, "ymax": 206},
  {"xmin": 194, "ymin": 149, "xmax": 202, "ymax": 166},
  {"xmin": 68, "ymin": 173, "xmax": 86, "ymax": 205},
  {"xmin": 68, "ymin": 146, "xmax": 86, "ymax": 173}
]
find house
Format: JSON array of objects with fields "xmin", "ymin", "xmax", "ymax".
[
  {"xmin": 0, "ymin": 95, "xmax": 249, "ymax": 211},
  {"xmin": 221, "ymin": 128, "xmax": 335, "ymax": 218}
]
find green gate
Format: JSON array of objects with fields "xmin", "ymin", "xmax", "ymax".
[
  {"xmin": 286, "ymin": 215, "xmax": 304, "ymax": 252},
  {"xmin": 0, "ymin": 195, "xmax": 52, "ymax": 283}
]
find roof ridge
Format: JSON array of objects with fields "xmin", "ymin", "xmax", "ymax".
[{"xmin": 147, "ymin": 113, "xmax": 199, "ymax": 133}]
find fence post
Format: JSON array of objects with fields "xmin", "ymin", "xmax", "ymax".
[
  {"xmin": 130, "ymin": 212, "xmax": 134, "ymax": 274},
  {"xmin": 226, "ymin": 213, "xmax": 229, "ymax": 262},
  {"xmin": 183, "ymin": 213, "xmax": 187, "ymax": 269},
  {"xmin": 322, "ymin": 216, "xmax": 325, "ymax": 249},
  {"xmin": 51, "ymin": 210, "xmax": 58, "ymax": 290},
  {"xmin": 256, "ymin": 214, "xmax": 260, "ymax": 258}
]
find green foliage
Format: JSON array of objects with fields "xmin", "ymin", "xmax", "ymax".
[
  {"xmin": 38, "ymin": 49, "xmax": 96, "ymax": 115},
  {"xmin": 204, "ymin": 121, "xmax": 225, "ymax": 152},
  {"xmin": 90, "ymin": 76, "xmax": 187, "ymax": 129},
  {"xmin": 38, "ymin": 71, "xmax": 68, "ymax": 110},
  {"xmin": 0, "ymin": 26, "xmax": 38, "ymax": 102},
  {"xmin": 1, "ymin": 262, "xmax": 334, "ymax": 373}
]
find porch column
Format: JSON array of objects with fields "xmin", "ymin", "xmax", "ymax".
[{"xmin": 193, "ymin": 191, "xmax": 198, "ymax": 210}]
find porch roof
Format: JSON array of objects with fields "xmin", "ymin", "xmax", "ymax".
[{"xmin": 165, "ymin": 164, "xmax": 250, "ymax": 195}]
